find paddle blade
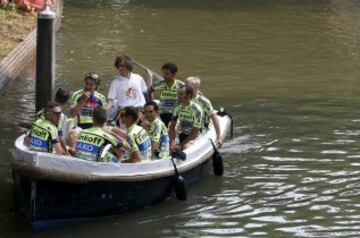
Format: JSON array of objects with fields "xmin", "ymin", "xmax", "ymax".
[
  {"xmin": 174, "ymin": 176, "xmax": 187, "ymax": 201},
  {"xmin": 212, "ymin": 151, "xmax": 224, "ymax": 176}
]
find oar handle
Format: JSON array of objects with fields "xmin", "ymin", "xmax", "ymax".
[
  {"xmin": 210, "ymin": 139, "xmax": 219, "ymax": 152},
  {"xmin": 132, "ymin": 59, "xmax": 163, "ymax": 84},
  {"xmin": 170, "ymin": 157, "xmax": 180, "ymax": 176}
]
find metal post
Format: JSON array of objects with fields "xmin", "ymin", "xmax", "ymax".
[{"xmin": 35, "ymin": 5, "xmax": 56, "ymax": 113}]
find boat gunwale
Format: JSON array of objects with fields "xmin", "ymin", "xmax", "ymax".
[{"xmin": 11, "ymin": 114, "xmax": 231, "ymax": 183}]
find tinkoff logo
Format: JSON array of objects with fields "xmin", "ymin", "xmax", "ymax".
[
  {"xmin": 78, "ymin": 134, "xmax": 103, "ymax": 145},
  {"xmin": 31, "ymin": 127, "xmax": 48, "ymax": 139}
]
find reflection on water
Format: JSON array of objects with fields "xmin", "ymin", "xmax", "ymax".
[{"xmin": 2, "ymin": 0, "xmax": 360, "ymax": 237}]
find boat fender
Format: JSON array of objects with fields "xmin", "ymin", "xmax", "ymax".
[
  {"xmin": 170, "ymin": 151, "xmax": 188, "ymax": 201},
  {"xmin": 210, "ymin": 139, "xmax": 224, "ymax": 176}
]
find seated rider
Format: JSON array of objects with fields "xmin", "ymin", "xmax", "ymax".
[
  {"xmin": 36, "ymin": 88, "xmax": 70, "ymax": 154},
  {"xmin": 24, "ymin": 102, "xmax": 66, "ymax": 155},
  {"xmin": 120, "ymin": 106, "xmax": 151, "ymax": 163},
  {"xmin": 185, "ymin": 76, "xmax": 223, "ymax": 147},
  {"xmin": 147, "ymin": 62, "xmax": 184, "ymax": 127},
  {"xmin": 168, "ymin": 84, "xmax": 203, "ymax": 150},
  {"xmin": 143, "ymin": 101, "xmax": 170, "ymax": 160},
  {"xmin": 72, "ymin": 107, "xmax": 129, "ymax": 163},
  {"xmin": 68, "ymin": 72, "xmax": 106, "ymax": 129}
]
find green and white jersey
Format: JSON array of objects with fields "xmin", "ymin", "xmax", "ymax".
[
  {"xmin": 70, "ymin": 90, "xmax": 107, "ymax": 127},
  {"xmin": 127, "ymin": 124, "xmax": 152, "ymax": 162},
  {"xmin": 36, "ymin": 109, "xmax": 67, "ymax": 137},
  {"xmin": 76, "ymin": 127, "xmax": 122, "ymax": 162},
  {"xmin": 171, "ymin": 101, "xmax": 203, "ymax": 135},
  {"xmin": 193, "ymin": 95, "xmax": 215, "ymax": 128},
  {"xmin": 148, "ymin": 118, "xmax": 170, "ymax": 160},
  {"xmin": 27, "ymin": 118, "xmax": 59, "ymax": 153},
  {"xmin": 152, "ymin": 79, "xmax": 184, "ymax": 115}
]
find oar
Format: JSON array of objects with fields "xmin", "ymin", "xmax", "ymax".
[
  {"xmin": 131, "ymin": 58, "xmax": 163, "ymax": 85},
  {"xmin": 210, "ymin": 139, "xmax": 224, "ymax": 176},
  {"xmin": 118, "ymin": 52, "xmax": 163, "ymax": 85},
  {"xmin": 170, "ymin": 149, "xmax": 187, "ymax": 201}
]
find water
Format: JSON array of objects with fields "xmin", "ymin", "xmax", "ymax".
[{"xmin": 2, "ymin": 0, "xmax": 360, "ymax": 236}]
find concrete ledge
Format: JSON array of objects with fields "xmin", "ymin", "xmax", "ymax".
[{"xmin": 0, "ymin": 0, "xmax": 63, "ymax": 93}]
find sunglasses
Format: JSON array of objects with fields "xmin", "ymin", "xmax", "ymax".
[{"xmin": 52, "ymin": 112, "xmax": 61, "ymax": 116}]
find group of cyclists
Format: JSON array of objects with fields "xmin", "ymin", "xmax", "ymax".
[{"xmin": 23, "ymin": 53, "xmax": 222, "ymax": 163}]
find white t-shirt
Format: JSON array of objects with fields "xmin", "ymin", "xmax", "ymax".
[{"xmin": 108, "ymin": 73, "xmax": 148, "ymax": 108}]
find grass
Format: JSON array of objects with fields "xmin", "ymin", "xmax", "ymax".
[{"xmin": 0, "ymin": 4, "xmax": 36, "ymax": 60}]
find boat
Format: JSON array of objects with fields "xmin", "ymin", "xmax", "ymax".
[{"xmin": 11, "ymin": 109, "xmax": 232, "ymax": 230}]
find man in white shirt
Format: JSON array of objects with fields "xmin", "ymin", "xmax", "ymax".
[{"xmin": 107, "ymin": 53, "xmax": 148, "ymax": 114}]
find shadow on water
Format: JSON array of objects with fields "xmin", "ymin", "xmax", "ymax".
[{"xmin": 0, "ymin": 62, "xmax": 36, "ymax": 236}]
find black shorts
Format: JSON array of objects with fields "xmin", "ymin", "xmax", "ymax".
[{"xmin": 160, "ymin": 113, "xmax": 173, "ymax": 127}]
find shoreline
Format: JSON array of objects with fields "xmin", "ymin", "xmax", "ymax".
[
  {"xmin": 0, "ymin": 5, "xmax": 36, "ymax": 61},
  {"xmin": 0, "ymin": 1, "xmax": 63, "ymax": 93}
]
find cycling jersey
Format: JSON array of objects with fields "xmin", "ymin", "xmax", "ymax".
[
  {"xmin": 148, "ymin": 118, "xmax": 169, "ymax": 159},
  {"xmin": 171, "ymin": 101, "xmax": 203, "ymax": 135},
  {"xmin": 76, "ymin": 127, "xmax": 122, "ymax": 162},
  {"xmin": 193, "ymin": 95, "xmax": 215, "ymax": 128},
  {"xmin": 152, "ymin": 79, "xmax": 184, "ymax": 115},
  {"xmin": 70, "ymin": 90, "xmax": 106, "ymax": 129},
  {"xmin": 127, "ymin": 124, "xmax": 151, "ymax": 161},
  {"xmin": 27, "ymin": 118, "xmax": 59, "ymax": 153}
]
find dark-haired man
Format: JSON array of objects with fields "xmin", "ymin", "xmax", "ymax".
[
  {"xmin": 24, "ymin": 102, "xmax": 66, "ymax": 155},
  {"xmin": 36, "ymin": 87, "xmax": 70, "ymax": 154},
  {"xmin": 73, "ymin": 107, "xmax": 129, "ymax": 163},
  {"xmin": 148, "ymin": 62, "xmax": 184, "ymax": 127},
  {"xmin": 120, "ymin": 106, "xmax": 151, "ymax": 163},
  {"xmin": 69, "ymin": 72, "xmax": 107, "ymax": 129},
  {"xmin": 168, "ymin": 84, "xmax": 203, "ymax": 150},
  {"xmin": 144, "ymin": 101, "xmax": 169, "ymax": 160}
]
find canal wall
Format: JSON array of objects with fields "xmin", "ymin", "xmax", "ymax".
[{"xmin": 0, "ymin": 0, "xmax": 63, "ymax": 93}]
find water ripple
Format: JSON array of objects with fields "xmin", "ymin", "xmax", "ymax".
[
  {"xmin": 320, "ymin": 150, "xmax": 347, "ymax": 154},
  {"xmin": 4, "ymin": 1, "xmax": 360, "ymax": 238}
]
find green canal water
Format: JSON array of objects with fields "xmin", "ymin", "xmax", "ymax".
[{"xmin": 2, "ymin": 0, "xmax": 360, "ymax": 237}]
